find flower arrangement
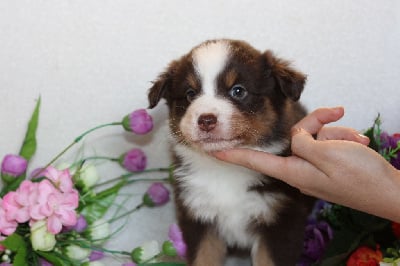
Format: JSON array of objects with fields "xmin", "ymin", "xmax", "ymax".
[
  {"xmin": 298, "ymin": 115, "xmax": 400, "ymax": 266},
  {"xmin": 0, "ymin": 98, "xmax": 186, "ymax": 266}
]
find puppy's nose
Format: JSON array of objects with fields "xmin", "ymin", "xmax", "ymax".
[{"xmin": 197, "ymin": 114, "xmax": 217, "ymax": 132}]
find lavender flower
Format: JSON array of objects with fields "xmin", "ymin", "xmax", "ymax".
[
  {"xmin": 381, "ymin": 132, "xmax": 400, "ymax": 169},
  {"xmin": 1, "ymin": 154, "xmax": 28, "ymax": 182},
  {"xmin": 162, "ymin": 223, "xmax": 187, "ymax": 258},
  {"xmin": 298, "ymin": 221, "xmax": 333, "ymax": 266},
  {"xmin": 143, "ymin": 182, "xmax": 170, "ymax": 207},
  {"xmin": 89, "ymin": 250, "xmax": 105, "ymax": 261},
  {"xmin": 119, "ymin": 148, "xmax": 147, "ymax": 172},
  {"xmin": 122, "ymin": 109, "xmax": 153, "ymax": 135}
]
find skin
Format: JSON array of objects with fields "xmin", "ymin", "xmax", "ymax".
[{"xmin": 214, "ymin": 107, "xmax": 400, "ymax": 222}]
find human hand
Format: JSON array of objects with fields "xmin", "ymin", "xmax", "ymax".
[{"xmin": 214, "ymin": 107, "xmax": 400, "ymax": 222}]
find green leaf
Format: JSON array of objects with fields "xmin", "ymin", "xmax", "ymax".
[
  {"xmin": 0, "ymin": 233, "xmax": 28, "ymax": 266},
  {"xmin": 19, "ymin": 97, "xmax": 41, "ymax": 160},
  {"xmin": 79, "ymin": 180, "xmax": 126, "ymax": 224},
  {"xmin": 36, "ymin": 250, "xmax": 76, "ymax": 266}
]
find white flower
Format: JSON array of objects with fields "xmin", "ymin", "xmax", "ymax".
[
  {"xmin": 131, "ymin": 240, "xmax": 160, "ymax": 263},
  {"xmin": 65, "ymin": 244, "xmax": 91, "ymax": 261},
  {"xmin": 78, "ymin": 164, "xmax": 99, "ymax": 189},
  {"xmin": 30, "ymin": 220, "xmax": 56, "ymax": 251},
  {"xmin": 88, "ymin": 219, "xmax": 110, "ymax": 244}
]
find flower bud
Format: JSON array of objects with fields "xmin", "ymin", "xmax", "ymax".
[
  {"xmin": 122, "ymin": 263, "xmax": 137, "ymax": 266},
  {"xmin": 1, "ymin": 154, "xmax": 28, "ymax": 183},
  {"xmin": 76, "ymin": 164, "xmax": 99, "ymax": 190},
  {"xmin": 142, "ymin": 182, "xmax": 170, "ymax": 207},
  {"xmin": 122, "ymin": 109, "xmax": 153, "ymax": 135},
  {"xmin": 162, "ymin": 241, "xmax": 177, "ymax": 257},
  {"xmin": 89, "ymin": 250, "xmax": 104, "ymax": 261},
  {"xmin": 167, "ymin": 223, "xmax": 187, "ymax": 258},
  {"xmin": 87, "ymin": 219, "xmax": 110, "ymax": 245},
  {"xmin": 131, "ymin": 240, "xmax": 160, "ymax": 263},
  {"xmin": 119, "ymin": 148, "xmax": 147, "ymax": 172},
  {"xmin": 30, "ymin": 220, "xmax": 56, "ymax": 251},
  {"xmin": 64, "ymin": 244, "xmax": 91, "ymax": 261}
]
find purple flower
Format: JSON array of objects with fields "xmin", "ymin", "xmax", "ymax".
[
  {"xmin": 298, "ymin": 221, "xmax": 333, "ymax": 266},
  {"xmin": 168, "ymin": 223, "xmax": 187, "ymax": 258},
  {"xmin": 122, "ymin": 263, "xmax": 137, "ymax": 266},
  {"xmin": 122, "ymin": 109, "xmax": 153, "ymax": 135},
  {"xmin": 1, "ymin": 154, "xmax": 28, "ymax": 179},
  {"xmin": 143, "ymin": 182, "xmax": 170, "ymax": 207},
  {"xmin": 89, "ymin": 250, "xmax": 105, "ymax": 261},
  {"xmin": 381, "ymin": 132, "xmax": 400, "ymax": 169},
  {"xmin": 38, "ymin": 258, "xmax": 53, "ymax": 266},
  {"xmin": 120, "ymin": 148, "xmax": 147, "ymax": 172}
]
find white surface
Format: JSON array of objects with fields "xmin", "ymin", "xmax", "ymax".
[{"xmin": 1, "ymin": 1, "xmax": 399, "ymax": 265}]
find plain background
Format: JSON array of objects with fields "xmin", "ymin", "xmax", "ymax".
[{"xmin": 1, "ymin": 1, "xmax": 399, "ymax": 265}]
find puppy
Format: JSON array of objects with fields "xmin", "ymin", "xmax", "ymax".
[{"xmin": 148, "ymin": 39, "xmax": 314, "ymax": 266}]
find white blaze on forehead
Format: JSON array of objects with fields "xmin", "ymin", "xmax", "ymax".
[{"xmin": 192, "ymin": 41, "xmax": 230, "ymax": 96}]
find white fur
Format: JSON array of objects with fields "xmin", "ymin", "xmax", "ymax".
[
  {"xmin": 174, "ymin": 143, "xmax": 287, "ymax": 248},
  {"xmin": 179, "ymin": 95, "xmax": 242, "ymax": 151},
  {"xmin": 192, "ymin": 41, "xmax": 230, "ymax": 96}
]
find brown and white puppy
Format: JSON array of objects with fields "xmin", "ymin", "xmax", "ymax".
[{"xmin": 148, "ymin": 39, "xmax": 314, "ymax": 266}]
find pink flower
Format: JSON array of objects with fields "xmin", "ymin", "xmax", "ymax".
[
  {"xmin": 168, "ymin": 223, "xmax": 187, "ymax": 258},
  {"xmin": 1, "ymin": 154, "xmax": 27, "ymax": 180},
  {"xmin": 31, "ymin": 180, "xmax": 79, "ymax": 234},
  {"xmin": 143, "ymin": 182, "xmax": 170, "ymax": 207},
  {"xmin": 0, "ymin": 199, "xmax": 18, "ymax": 235},
  {"xmin": 120, "ymin": 148, "xmax": 147, "ymax": 172},
  {"xmin": 89, "ymin": 250, "xmax": 105, "ymax": 261},
  {"xmin": 122, "ymin": 109, "xmax": 153, "ymax": 135},
  {"xmin": 2, "ymin": 180, "xmax": 37, "ymax": 223},
  {"xmin": 43, "ymin": 166, "xmax": 74, "ymax": 193}
]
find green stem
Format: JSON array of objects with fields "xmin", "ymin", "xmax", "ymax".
[
  {"xmin": 108, "ymin": 202, "xmax": 145, "ymax": 224},
  {"xmin": 42, "ymin": 122, "xmax": 122, "ymax": 171},
  {"xmin": 93, "ymin": 167, "xmax": 171, "ymax": 188}
]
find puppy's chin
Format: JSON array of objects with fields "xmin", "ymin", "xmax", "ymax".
[{"xmin": 191, "ymin": 138, "xmax": 243, "ymax": 152}]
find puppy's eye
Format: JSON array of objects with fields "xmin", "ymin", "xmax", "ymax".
[
  {"xmin": 229, "ymin": 85, "xmax": 248, "ymax": 100},
  {"xmin": 186, "ymin": 88, "xmax": 197, "ymax": 102}
]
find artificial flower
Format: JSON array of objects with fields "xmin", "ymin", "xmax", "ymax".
[
  {"xmin": 122, "ymin": 109, "xmax": 153, "ymax": 135},
  {"xmin": 64, "ymin": 244, "xmax": 91, "ymax": 261},
  {"xmin": 89, "ymin": 250, "xmax": 105, "ymax": 261},
  {"xmin": 70, "ymin": 214, "xmax": 88, "ymax": 233},
  {"xmin": 298, "ymin": 221, "xmax": 333, "ymax": 265},
  {"xmin": 346, "ymin": 246, "xmax": 383, "ymax": 266},
  {"xmin": 143, "ymin": 182, "xmax": 170, "ymax": 207},
  {"xmin": 43, "ymin": 166, "xmax": 74, "ymax": 193},
  {"xmin": 380, "ymin": 132, "xmax": 400, "ymax": 169},
  {"xmin": 167, "ymin": 223, "xmax": 187, "ymax": 258},
  {"xmin": 0, "ymin": 201, "xmax": 17, "ymax": 235},
  {"xmin": 87, "ymin": 219, "xmax": 110, "ymax": 245},
  {"xmin": 2, "ymin": 180, "xmax": 36, "ymax": 224},
  {"xmin": 75, "ymin": 164, "xmax": 99, "ymax": 190},
  {"xmin": 1, "ymin": 154, "xmax": 28, "ymax": 178},
  {"xmin": 30, "ymin": 220, "xmax": 56, "ymax": 251},
  {"xmin": 120, "ymin": 148, "xmax": 147, "ymax": 172},
  {"xmin": 131, "ymin": 240, "xmax": 160, "ymax": 263},
  {"xmin": 33, "ymin": 179, "xmax": 79, "ymax": 234}
]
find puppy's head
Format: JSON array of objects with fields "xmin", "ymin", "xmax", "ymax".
[{"xmin": 148, "ymin": 39, "xmax": 306, "ymax": 152}]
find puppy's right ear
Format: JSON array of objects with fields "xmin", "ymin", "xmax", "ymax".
[{"xmin": 148, "ymin": 61, "xmax": 176, "ymax": 109}]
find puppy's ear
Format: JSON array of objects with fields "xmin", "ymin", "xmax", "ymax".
[
  {"xmin": 148, "ymin": 72, "xmax": 170, "ymax": 109},
  {"xmin": 263, "ymin": 50, "xmax": 306, "ymax": 101},
  {"xmin": 148, "ymin": 61, "xmax": 177, "ymax": 109}
]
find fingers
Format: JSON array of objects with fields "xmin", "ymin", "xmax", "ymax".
[
  {"xmin": 292, "ymin": 106, "xmax": 345, "ymax": 135},
  {"xmin": 213, "ymin": 149, "xmax": 289, "ymax": 179},
  {"xmin": 317, "ymin": 126, "xmax": 370, "ymax": 145}
]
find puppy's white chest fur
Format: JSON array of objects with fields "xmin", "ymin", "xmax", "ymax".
[{"xmin": 174, "ymin": 144, "xmax": 284, "ymax": 248}]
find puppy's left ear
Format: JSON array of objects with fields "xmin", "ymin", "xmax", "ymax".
[{"xmin": 263, "ymin": 50, "xmax": 307, "ymax": 101}]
